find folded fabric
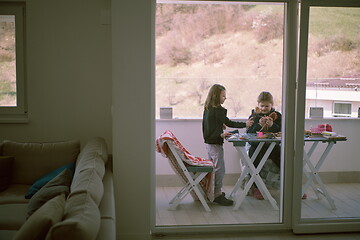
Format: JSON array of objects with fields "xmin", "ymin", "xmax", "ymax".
[
  {"xmin": 156, "ymin": 130, "xmax": 215, "ymax": 201},
  {"xmin": 27, "ymin": 168, "xmax": 72, "ymax": 218},
  {"xmin": 14, "ymin": 194, "xmax": 66, "ymax": 240},
  {"xmin": 156, "ymin": 130, "xmax": 214, "ymax": 167},
  {"xmin": 25, "ymin": 162, "xmax": 75, "ymax": 199}
]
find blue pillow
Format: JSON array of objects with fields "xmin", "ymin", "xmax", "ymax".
[{"xmin": 24, "ymin": 162, "xmax": 75, "ymax": 199}]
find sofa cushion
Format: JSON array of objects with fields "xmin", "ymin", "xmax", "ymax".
[
  {"xmin": 25, "ymin": 162, "xmax": 75, "ymax": 199},
  {"xmin": 0, "ymin": 203, "xmax": 28, "ymax": 230},
  {"xmin": 13, "ymin": 194, "xmax": 66, "ymax": 240},
  {"xmin": 0, "ymin": 184, "xmax": 30, "ymax": 204},
  {"xmin": 0, "ymin": 230, "xmax": 17, "ymax": 240},
  {"xmin": 27, "ymin": 169, "xmax": 72, "ymax": 218},
  {"xmin": 2, "ymin": 140, "xmax": 80, "ymax": 185},
  {"xmin": 73, "ymin": 152, "xmax": 105, "ymax": 181},
  {"xmin": 46, "ymin": 192, "xmax": 100, "ymax": 240},
  {"xmin": 70, "ymin": 168, "xmax": 104, "ymax": 206},
  {"xmin": 76, "ymin": 137, "xmax": 108, "ymax": 165},
  {"xmin": 0, "ymin": 156, "xmax": 14, "ymax": 191}
]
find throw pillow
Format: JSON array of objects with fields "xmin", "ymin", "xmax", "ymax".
[
  {"xmin": 0, "ymin": 156, "xmax": 14, "ymax": 191},
  {"xmin": 45, "ymin": 192, "xmax": 100, "ymax": 240},
  {"xmin": 25, "ymin": 162, "xmax": 75, "ymax": 199},
  {"xmin": 13, "ymin": 194, "xmax": 66, "ymax": 240},
  {"xmin": 27, "ymin": 168, "xmax": 72, "ymax": 218}
]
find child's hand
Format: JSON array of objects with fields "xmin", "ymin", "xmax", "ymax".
[
  {"xmin": 221, "ymin": 132, "xmax": 232, "ymax": 138},
  {"xmin": 223, "ymin": 124, "xmax": 227, "ymax": 130},
  {"xmin": 265, "ymin": 117, "xmax": 273, "ymax": 127},
  {"xmin": 259, "ymin": 117, "xmax": 267, "ymax": 127},
  {"xmin": 246, "ymin": 117, "xmax": 254, "ymax": 127}
]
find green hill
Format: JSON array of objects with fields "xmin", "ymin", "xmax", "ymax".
[{"xmin": 155, "ymin": 4, "xmax": 360, "ymax": 118}]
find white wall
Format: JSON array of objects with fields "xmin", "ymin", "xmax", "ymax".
[
  {"xmin": 112, "ymin": 0, "xmax": 154, "ymax": 239},
  {"xmin": 0, "ymin": 0, "xmax": 112, "ymax": 150},
  {"xmin": 156, "ymin": 118, "xmax": 360, "ymax": 175},
  {"xmin": 306, "ymin": 99, "xmax": 360, "ymax": 118}
]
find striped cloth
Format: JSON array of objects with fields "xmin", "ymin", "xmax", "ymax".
[
  {"xmin": 156, "ymin": 130, "xmax": 215, "ymax": 201},
  {"xmin": 156, "ymin": 130, "xmax": 214, "ymax": 167}
]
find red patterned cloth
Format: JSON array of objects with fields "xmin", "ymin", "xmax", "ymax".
[
  {"xmin": 156, "ymin": 130, "xmax": 214, "ymax": 167},
  {"xmin": 156, "ymin": 130, "xmax": 215, "ymax": 201}
]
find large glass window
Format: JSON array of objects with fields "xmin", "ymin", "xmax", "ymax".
[
  {"xmin": 305, "ymin": 7, "xmax": 360, "ymax": 118},
  {"xmin": 155, "ymin": 1, "xmax": 285, "ymax": 227},
  {"xmin": 301, "ymin": 6, "xmax": 360, "ymax": 221},
  {"xmin": 156, "ymin": 1, "xmax": 284, "ymax": 119},
  {"xmin": 0, "ymin": 4, "xmax": 26, "ymax": 118},
  {"xmin": 0, "ymin": 15, "xmax": 16, "ymax": 106}
]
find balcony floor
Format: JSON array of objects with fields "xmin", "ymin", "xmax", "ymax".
[{"xmin": 156, "ymin": 183, "xmax": 360, "ymax": 226}]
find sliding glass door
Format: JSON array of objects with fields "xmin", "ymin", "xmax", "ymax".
[
  {"xmin": 152, "ymin": 0, "xmax": 360, "ymax": 235},
  {"xmin": 153, "ymin": 0, "xmax": 298, "ymax": 233},
  {"xmin": 294, "ymin": 0, "xmax": 360, "ymax": 233}
]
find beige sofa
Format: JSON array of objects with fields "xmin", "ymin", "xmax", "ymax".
[{"xmin": 0, "ymin": 137, "xmax": 115, "ymax": 240}]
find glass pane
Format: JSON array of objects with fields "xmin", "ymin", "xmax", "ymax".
[
  {"xmin": 305, "ymin": 7, "xmax": 360, "ymax": 118},
  {"xmin": 0, "ymin": 15, "xmax": 16, "ymax": 107},
  {"xmin": 156, "ymin": 1, "xmax": 285, "ymax": 226},
  {"xmin": 156, "ymin": 2, "xmax": 284, "ymax": 119},
  {"xmin": 302, "ymin": 7, "xmax": 360, "ymax": 219},
  {"xmin": 333, "ymin": 103, "xmax": 351, "ymax": 115}
]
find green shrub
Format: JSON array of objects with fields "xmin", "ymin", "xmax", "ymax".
[
  {"xmin": 169, "ymin": 46, "xmax": 192, "ymax": 66},
  {"xmin": 0, "ymin": 80, "xmax": 15, "ymax": 103},
  {"xmin": 312, "ymin": 37, "xmax": 358, "ymax": 56},
  {"xmin": 330, "ymin": 37, "xmax": 357, "ymax": 52},
  {"xmin": 253, "ymin": 12, "xmax": 283, "ymax": 43},
  {"xmin": 0, "ymin": 51, "xmax": 15, "ymax": 63}
]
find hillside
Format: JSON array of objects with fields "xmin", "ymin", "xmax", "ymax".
[{"xmin": 155, "ymin": 4, "xmax": 360, "ymax": 118}]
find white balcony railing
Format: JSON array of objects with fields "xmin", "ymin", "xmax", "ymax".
[{"xmin": 156, "ymin": 117, "xmax": 360, "ymax": 186}]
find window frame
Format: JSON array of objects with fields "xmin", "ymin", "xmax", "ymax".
[
  {"xmin": 294, "ymin": 0, "xmax": 360, "ymax": 234},
  {"xmin": 152, "ymin": 0, "xmax": 299, "ymax": 234},
  {"xmin": 0, "ymin": 3, "xmax": 27, "ymax": 122},
  {"xmin": 332, "ymin": 101, "xmax": 352, "ymax": 117}
]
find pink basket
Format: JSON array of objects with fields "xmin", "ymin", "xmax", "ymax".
[
  {"xmin": 311, "ymin": 127, "xmax": 323, "ymax": 135},
  {"xmin": 311, "ymin": 124, "xmax": 332, "ymax": 135}
]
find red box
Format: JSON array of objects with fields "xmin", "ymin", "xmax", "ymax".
[{"xmin": 318, "ymin": 124, "xmax": 332, "ymax": 132}]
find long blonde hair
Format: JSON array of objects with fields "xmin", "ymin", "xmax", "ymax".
[{"xmin": 204, "ymin": 84, "xmax": 225, "ymax": 110}]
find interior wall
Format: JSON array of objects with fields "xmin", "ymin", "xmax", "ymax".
[
  {"xmin": 0, "ymin": 0, "xmax": 112, "ymax": 150},
  {"xmin": 112, "ymin": 0, "xmax": 154, "ymax": 239}
]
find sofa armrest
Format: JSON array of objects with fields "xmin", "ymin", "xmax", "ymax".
[
  {"xmin": 97, "ymin": 169, "xmax": 116, "ymax": 240},
  {"xmin": 99, "ymin": 169, "xmax": 115, "ymax": 220},
  {"xmin": 0, "ymin": 156, "xmax": 14, "ymax": 192}
]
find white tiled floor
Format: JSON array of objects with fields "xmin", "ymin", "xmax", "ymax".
[{"xmin": 156, "ymin": 183, "xmax": 360, "ymax": 226}]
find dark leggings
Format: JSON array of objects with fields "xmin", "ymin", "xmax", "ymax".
[{"xmin": 248, "ymin": 143, "xmax": 281, "ymax": 169}]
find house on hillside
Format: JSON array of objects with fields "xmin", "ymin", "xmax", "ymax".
[{"xmin": 306, "ymin": 74, "xmax": 360, "ymax": 118}]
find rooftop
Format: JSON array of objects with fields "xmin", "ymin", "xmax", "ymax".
[{"xmin": 307, "ymin": 74, "xmax": 360, "ymax": 90}]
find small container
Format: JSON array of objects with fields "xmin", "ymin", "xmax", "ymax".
[{"xmin": 160, "ymin": 107, "xmax": 173, "ymax": 119}]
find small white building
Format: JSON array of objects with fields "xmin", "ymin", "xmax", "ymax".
[{"xmin": 306, "ymin": 74, "xmax": 360, "ymax": 118}]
